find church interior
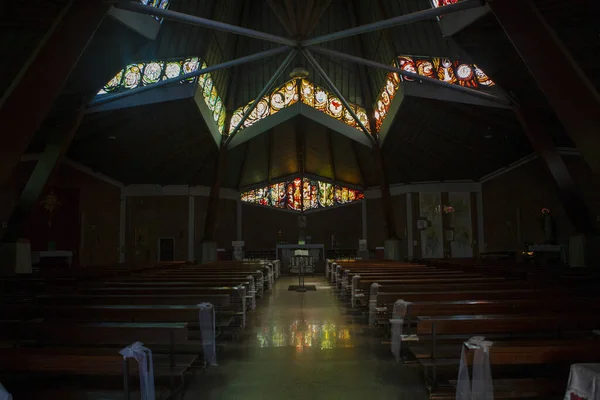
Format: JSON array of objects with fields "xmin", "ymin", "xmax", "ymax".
[{"xmin": 1, "ymin": 0, "xmax": 600, "ymax": 398}]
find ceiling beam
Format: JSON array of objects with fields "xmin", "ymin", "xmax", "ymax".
[
  {"xmin": 267, "ymin": 0, "xmax": 294, "ymax": 37},
  {"xmin": 300, "ymin": 0, "xmax": 483, "ymax": 46},
  {"xmin": 299, "ymin": 0, "xmax": 315, "ymax": 37},
  {"xmin": 89, "ymin": 46, "xmax": 290, "ymax": 107},
  {"xmin": 301, "ymin": 0, "xmax": 332, "ymax": 38},
  {"xmin": 225, "ymin": 49, "xmax": 298, "ymax": 147},
  {"xmin": 284, "ymin": 0, "xmax": 298, "ymax": 37},
  {"xmin": 311, "ymin": 46, "xmax": 512, "ymax": 107},
  {"xmin": 117, "ymin": 1, "xmax": 297, "ymax": 46},
  {"xmin": 302, "ymin": 49, "xmax": 376, "ymax": 146}
]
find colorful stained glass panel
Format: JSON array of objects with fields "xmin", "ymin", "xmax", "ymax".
[{"xmin": 240, "ymin": 178, "xmax": 363, "ymax": 212}]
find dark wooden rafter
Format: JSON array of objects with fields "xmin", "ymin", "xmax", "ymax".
[
  {"xmin": 374, "ymin": 0, "xmax": 402, "ymax": 56},
  {"xmin": 267, "ymin": 0, "xmax": 294, "ymax": 37},
  {"xmin": 299, "ymin": 0, "xmax": 315, "ymax": 37},
  {"xmin": 284, "ymin": 0, "xmax": 298, "ymax": 37},
  {"xmin": 0, "ymin": 0, "xmax": 109, "ymax": 188},
  {"xmin": 515, "ymin": 103, "xmax": 597, "ymax": 234},
  {"xmin": 301, "ymin": 0, "xmax": 332, "ymax": 38},
  {"xmin": 489, "ymin": 0, "xmax": 600, "ymax": 174},
  {"xmin": 3, "ymin": 98, "xmax": 90, "ymax": 242}
]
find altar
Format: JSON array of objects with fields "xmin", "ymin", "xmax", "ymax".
[{"xmin": 276, "ymin": 244, "xmax": 324, "ymax": 270}]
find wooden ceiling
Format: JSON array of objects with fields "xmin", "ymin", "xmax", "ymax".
[{"xmin": 6, "ymin": 0, "xmax": 594, "ymax": 188}]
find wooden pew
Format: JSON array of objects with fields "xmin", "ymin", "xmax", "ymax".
[{"xmin": 430, "ymin": 339, "xmax": 600, "ymax": 399}]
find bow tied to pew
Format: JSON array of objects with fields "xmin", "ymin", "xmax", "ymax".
[
  {"xmin": 0, "ymin": 382, "xmax": 12, "ymax": 400},
  {"xmin": 368, "ymin": 283, "xmax": 381, "ymax": 326},
  {"xmin": 456, "ymin": 336, "xmax": 494, "ymax": 400},
  {"xmin": 198, "ymin": 302, "xmax": 218, "ymax": 366},
  {"xmin": 390, "ymin": 299, "xmax": 411, "ymax": 361},
  {"xmin": 119, "ymin": 341, "xmax": 155, "ymax": 400}
]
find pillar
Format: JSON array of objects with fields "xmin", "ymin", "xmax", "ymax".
[
  {"xmin": 406, "ymin": 192, "xmax": 414, "ymax": 259},
  {"xmin": 188, "ymin": 195, "xmax": 195, "ymax": 262},
  {"xmin": 201, "ymin": 145, "xmax": 228, "ymax": 263},
  {"xmin": 119, "ymin": 192, "xmax": 126, "ymax": 263},
  {"xmin": 236, "ymin": 200, "xmax": 242, "ymax": 241},
  {"xmin": 476, "ymin": 191, "xmax": 485, "ymax": 254}
]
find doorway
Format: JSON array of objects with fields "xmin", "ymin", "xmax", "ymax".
[{"xmin": 158, "ymin": 238, "xmax": 175, "ymax": 261}]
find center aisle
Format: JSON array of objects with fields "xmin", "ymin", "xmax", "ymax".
[{"xmin": 189, "ymin": 276, "xmax": 428, "ymax": 399}]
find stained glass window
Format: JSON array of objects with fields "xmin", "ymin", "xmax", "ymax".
[
  {"xmin": 139, "ymin": 0, "xmax": 171, "ymax": 21},
  {"xmin": 196, "ymin": 61, "xmax": 226, "ymax": 134},
  {"xmin": 300, "ymin": 79, "xmax": 370, "ymax": 134},
  {"xmin": 98, "ymin": 58, "xmax": 192, "ymax": 96},
  {"xmin": 240, "ymin": 177, "xmax": 363, "ymax": 212},
  {"xmin": 97, "ymin": 56, "xmax": 226, "ymax": 135},
  {"xmin": 229, "ymin": 79, "xmax": 299, "ymax": 133},
  {"xmin": 431, "ymin": 0, "xmax": 461, "ymax": 6},
  {"xmin": 374, "ymin": 72, "xmax": 401, "ymax": 132},
  {"xmin": 229, "ymin": 78, "xmax": 369, "ymax": 135},
  {"xmin": 397, "ymin": 56, "xmax": 495, "ymax": 89}
]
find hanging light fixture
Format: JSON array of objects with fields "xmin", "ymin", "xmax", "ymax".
[{"xmin": 289, "ymin": 66, "xmax": 309, "ymax": 79}]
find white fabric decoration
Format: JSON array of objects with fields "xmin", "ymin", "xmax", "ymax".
[
  {"xmin": 368, "ymin": 283, "xmax": 381, "ymax": 326},
  {"xmin": 198, "ymin": 302, "xmax": 218, "ymax": 366},
  {"xmin": 390, "ymin": 299, "xmax": 410, "ymax": 361},
  {"xmin": 119, "ymin": 342, "xmax": 155, "ymax": 400},
  {"xmin": 351, "ymin": 275, "xmax": 361, "ymax": 307},
  {"xmin": 0, "ymin": 382, "xmax": 12, "ymax": 400},
  {"xmin": 564, "ymin": 363, "xmax": 600, "ymax": 400},
  {"xmin": 456, "ymin": 336, "xmax": 494, "ymax": 400}
]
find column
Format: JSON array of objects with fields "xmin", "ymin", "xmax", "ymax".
[
  {"xmin": 119, "ymin": 193, "xmax": 126, "ymax": 263},
  {"xmin": 236, "ymin": 200, "xmax": 242, "ymax": 241},
  {"xmin": 406, "ymin": 193, "xmax": 413, "ymax": 259},
  {"xmin": 476, "ymin": 191, "xmax": 485, "ymax": 254},
  {"xmin": 188, "ymin": 195, "xmax": 195, "ymax": 262},
  {"xmin": 361, "ymin": 199, "xmax": 367, "ymax": 241}
]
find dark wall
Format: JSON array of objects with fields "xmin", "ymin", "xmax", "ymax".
[
  {"xmin": 481, "ymin": 156, "xmax": 600, "ymax": 252},
  {"xmin": 125, "ymin": 196, "xmax": 189, "ymax": 263},
  {"xmin": 0, "ymin": 161, "xmax": 121, "ymax": 266}
]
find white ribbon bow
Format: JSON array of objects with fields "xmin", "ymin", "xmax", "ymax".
[
  {"xmin": 456, "ymin": 336, "xmax": 494, "ymax": 400},
  {"xmin": 390, "ymin": 299, "xmax": 411, "ymax": 362},
  {"xmin": 198, "ymin": 302, "xmax": 218, "ymax": 366},
  {"xmin": 119, "ymin": 342, "xmax": 155, "ymax": 400}
]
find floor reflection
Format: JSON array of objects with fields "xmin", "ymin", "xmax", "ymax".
[{"xmin": 256, "ymin": 320, "xmax": 353, "ymax": 350}]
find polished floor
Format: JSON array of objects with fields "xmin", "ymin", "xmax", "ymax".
[{"xmin": 188, "ymin": 276, "xmax": 428, "ymax": 400}]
